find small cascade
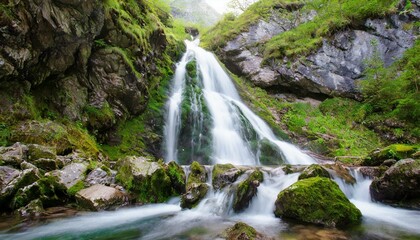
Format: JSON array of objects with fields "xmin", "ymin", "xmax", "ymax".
[{"xmin": 164, "ymin": 39, "xmax": 315, "ymax": 166}]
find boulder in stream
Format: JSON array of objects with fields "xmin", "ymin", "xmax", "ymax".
[
  {"xmin": 298, "ymin": 164, "xmax": 330, "ymax": 180},
  {"xmin": 233, "ymin": 169, "xmax": 263, "ymax": 212},
  {"xmin": 224, "ymin": 222, "xmax": 273, "ymax": 240},
  {"xmin": 370, "ymin": 158, "xmax": 420, "ymax": 209},
  {"xmin": 181, "ymin": 161, "xmax": 208, "ymax": 208},
  {"xmin": 212, "ymin": 164, "xmax": 243, "ymax": 190},
  {"xmin": 274, "ymin": 177, "xmax": 362, "ymax": 227}
]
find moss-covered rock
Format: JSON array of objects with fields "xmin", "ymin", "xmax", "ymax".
[
  {"xmin": 166, "ymin": 161, "xmax": 186, "ymax": 194},
  {"xmin": 181, "ymin": 161, "xmax": 208, "ymax": 208},
  {"xmin": 370, "ymin": 159, "xmax": 420, "ymax": 208},
  {"xmin": 212, "ymin": 164, "xmax": 243, "ymax": 190},
  {"xmin": 274, "ymin": 177, "xmax": 362, "ymax": 227},
  {"xmin": 233, "ymin": 170, "xmax": 263, "ymax": 212},
  {"xmin": 224, "ymin": 222, "xmax": 258, "ymax": 240},
  {"xmin": 46, "ymin": 162, "xmax": 88, "ymax": 197},
  {"xmin": 11, "ymin": 182, "xmax": 41, "ymax": 209},
  {"xmin": 363, "ymin": 144, "xmax": 419, "ymax": 166},
  {"xmin": 27, "ymin": 144, "xmax": 57, "ymax": 161},
  {"xmin": 116, "ymin": 156, "xmax": 173, "ymax": 203},
  {"xmin": 17, "ymin": 199, "xmax": 44, "ymax": 217},
  {"xmin": 298, "ymin": 164, "xmax": 330, "ymax": 180}
]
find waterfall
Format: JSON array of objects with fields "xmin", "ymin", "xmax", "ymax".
[{"xmin": 164, "ymin": 39, "xmax": 315, "ymax": 165}]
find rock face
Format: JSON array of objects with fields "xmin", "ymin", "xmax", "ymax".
[
  {"xmin": 76, "ymin": 184, "xmax": 127, "ymax": 211},
  {"xmin": 298, "ymin": 164, "xmax": 330, "ymax": 180},
  {"xmin": 0, "ymin": 0, "xmax": 180, "ymax": 146},
  {"xmin": 370, "ymin": 159, "xmax": 420, "ymax": 208},
  {"xmin": 274, "ymin": 177, "xmax": 362, "ymax": 227},
  {"xmin": 217, "ymin": 3, "xmax": 419, "ymax": 99},
  {"xmin": 233, "ymin": 170, "xmax": 263, "ymax": 212},
  {"xmin": 181, "ymin": 161, "xmax": 209, "ymax": 209}
]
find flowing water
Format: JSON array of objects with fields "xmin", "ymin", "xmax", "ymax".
[
  {"xmin": 1, "ymin": 40, "xmax": 419, "ymax": 239},
  {"xmin": 164, "ymin": 39, "xmax": 314, "ymax": 166},
  {"xmin": 2, "ymin": 167, "xmax": 420, "ymax": 240}
]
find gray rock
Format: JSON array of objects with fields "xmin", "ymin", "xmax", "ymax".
[
  {"xmin": 85, "ymin": 168, "xmax": 115, "ymax": 187},
  {"xmin": 27, "ymin": 144, "xmax": 57, "ymax": 161},
  {"xmin": 17, "ymin": 199, "xmax": 44, "ymax": 217},
  {"xmin": 47, "ymin": 162, "xmax": 88, "ymax": 189},
  {"xmin": 76, "ymin": 184, "xmax": 127, "ymax": 211},
  {"xmin": 0, "ymin": 143, "xmax": 28, "ymax": 167},
  {"xmin": 219, "ymin": 4, "xmax": 418, "ymax": 99}
]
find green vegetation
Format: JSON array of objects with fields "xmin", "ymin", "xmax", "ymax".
[
  {"xmin": 275, "ymin": 177, "xmax": 362, "ymax": 227},
  {"xmin": 363, "ymin": 144, "xmax": 419, "ymax": 166},
  {"xmin": 84, "ymin": 102, "xmax": 116, "ymax": 130},
  {"xmin": 67, "ymin": 181, "xmax": 86, "ymax": 197},
  {"xmin": 233, "ymin": 170, "xmax": 263, "ymax": 212},
  {"xmin": 201, "ymin": 0, "xmax": 299, "ymax": 50},
  {"xmin": 298, "ymin": 164, "xmax": 330, "ymax": 180},
  {"xmin": 265, "ymin": 0, "xmax": 399, "ymax": 60},
  {"xmin": 225, "ymin": 222, "xmax": 258, "ymax": 240}
]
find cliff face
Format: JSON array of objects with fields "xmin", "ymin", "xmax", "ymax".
[
  {"xmin": 206, "ymin": 0, "xmax": 419, "ymax": 99},
  {"xmin": 0, "ymin": 0, "xmax": 182, "ymax": 152}
]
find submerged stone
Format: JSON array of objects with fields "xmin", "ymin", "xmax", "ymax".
[
  {"xmin": 298, "ymin": 164, "xmax": 330, "ymax": 180},
  {"xmin": 76, "ymin": 184, "xmax": 127, "ymax": 211},
  {"xmin": 370, "ymin": 159, "xmax": 420, "ymax": 208},
  {"xmin": 233, "ymin": 170, "xmax": 263, "ymax": 212},
  {"xmin": 224, "ymin": 222, "xmax": 273, "ymax": 240},
  {"xmin": 274, "ymin": 177, "xmax": 362, "ymax": 227}
]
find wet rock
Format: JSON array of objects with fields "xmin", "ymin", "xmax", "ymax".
[
  {"xmin": 363, "ymin": 144, "xmax": 418, "ymax": 166},
  {"xmin": 370, "ymin": 159, "xmax": 420, "ymax": 207},
  {"xmin": 224, "ymin": 222, "xmax": 273, "ymax": 240},
  {"xmin": 47, "ymin": 163, "xmax": 88, "ymax": 190},
  {"xmin": 325, "ymin": 163, "xmax": 356, "ymax": 184},
  {"xmin": 17, "ymin": 199, "xmax": 44, "ymax": 217},
  {"xmin": 11, "ymin": 182, "xmax": 42, "ymax": 209},
  {"xmin": 84, "ymin": 168, "xmax": 114, "ymax": 187},
  {"xmin": 76, "ymin": 184, "xmax": 127, "ymax": 211},
  {"xmin": 166, "ymin": 161, "xmax": 186, "ymax": 194},
  {"xmin": 274, "ymin": 177, "xmax": 362, "ymax": 227},
  {"xmin": 212, "ymin": 164, "xmax": 243, "ymax": 190},
  {"xmin": 381, "ymin": 159, "xmax": 397, "ymax": 167},
  {"xmin": 298, "ymin": 164, "xmax": 330, "ymax": 180},
  {"xmin": 358, "ymin": 166, "xmax": 385, "ymax": 178},
  {"xmin": 233, "ymin": 170, "xmax": 263, "ymax": 212},
  {"xmin": 0, "ymin": 142, "xmax": 28, "ymax": 167},
  {"xmin": 116, "ymin": 157, "xmax": 173, "ymax": 203},
  {"xmin": 181, "ymin": 161, "xmax": 208, "ymax": 208}
]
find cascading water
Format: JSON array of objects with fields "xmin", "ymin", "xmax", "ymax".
[{"xmin": 164, "ymin": 39, "xmax": 314, "ymax": 165}]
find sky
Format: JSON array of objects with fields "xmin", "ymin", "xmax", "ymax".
[{"xmin": 204, "ymin": 0, "xmax": 231, "ymax": 14}]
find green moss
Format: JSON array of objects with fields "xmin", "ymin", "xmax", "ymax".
[
  {"xmin": 84, "ymin": 102, "xmax": 116, "ymax": 130},
  {"xmin": 225, "ymin": 222, "xmax": 257, "ymax": 240},
  {"xmin": 167, "ymin": 161, "xmax": 186, "ymax": 194},
  {"xmin": 186, "ymin": 60, "xmax": 197, "ymax": 78},
  {"xmin": 364, "ymin": 144, "xmax": 419, "ymax": 166},
  {"xmin": 187, "ymin": 161, "xmax": 207, "ymax": 188},
  {"xmin": 67, "ymin": 181, "xmax": 85, "ymax": 197},
  {"xmin": 233, "ymin": 170, "xmax": 263, "ymax": 212},
  {"xmin": 298, "ymin": 164, "xmax": 330, "ymax": 180},
  {"xmin": 212, "ymin": 164, "xmax": 235, "ymax": 180},
  {"xmin": 0, "ymin": 122, "xmax": 10, "ymax": 146},
  {"xmin": 275, "ymin": 177, "xmax": 362, "ymax": 227}
]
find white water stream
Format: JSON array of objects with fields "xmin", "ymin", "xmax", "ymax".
[{"xmin": 164, "ymin": 39, "xmax": 314, "ymax": 165}]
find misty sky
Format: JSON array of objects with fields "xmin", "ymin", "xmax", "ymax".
[{"xmin": 205, "ymin": 0, "xmax": 230, "ymax": 14}]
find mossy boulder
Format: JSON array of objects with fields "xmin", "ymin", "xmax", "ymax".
[
  {"xmin": 27, "ymin": 144, "xmax": 57, "ymax": 161},
  {"xmin": 212, "ymin": 164, "xmax": 243, "ymax": 190},
  {"xmin": 363, "ymin": 144, "xmax": 419, "ymax": 166},
  {"xmin": 116, "ymin": 157, "xmax": 173, "ymax": 203},
  {"xmin": 11, "ymin": 182, "xmax": 41, "ymax": 209},
  {"xmin": 370, "ymin": 159, "xmax": 420, "ymax": 208},
  {"xmin": 274, "ymin": 177, "xmax": 362, "ymax": 227},
  {"xmin": 224, "ymin": 222, "xmax": 271, "ymax": 240},
  {"xmin": 166, "ymin": 161, "xmax": 186, "ymax": 194},
  {"xmin": 298, "ymin": 164, "xmax": 330, "ymax": 180},
  {"xmin": 181, "ymin": 161, "xmax": 208, "ymax": 208},
  {"xmin": 17, "ymin": 199, "xmax": 44, "ymax": 217},
  {"xmin": 233, "ymin": 170, "xmax": 263, "ymax": 212},
  {"xmin": 75, "ymin": 184, "xmax": 127, "ymax": 211}
]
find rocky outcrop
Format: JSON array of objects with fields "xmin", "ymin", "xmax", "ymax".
[
  {"xmin": 274, "ymin": 177, "xmax": 362, "ymax": 227},
  {"xmin": 0, "ymin": 0, "xmax": 180, "ymax": 148},
  {"xmin": 75, "ymin": 184, "xmax": 127, "ymax": 211},
  {"xmin": 216, "ymin": 2, "xmax": 419, "ymax": 99},
  {"xmin": 298, "ymin": 164, "xmax": 330, "ymax": 180},
  {"xmin": 370, "ymin": 159, "xmax": 420, "ymax": 209},
  {"xmin": 233, "ymin": 169, "xmax": 263, "ymax": 212},
  {"xmin": 363, "ymin": 144, "xmax": 418, "ymax": 166}
]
